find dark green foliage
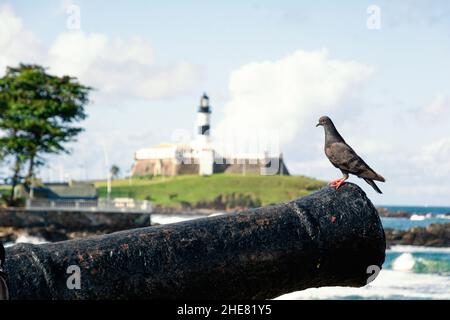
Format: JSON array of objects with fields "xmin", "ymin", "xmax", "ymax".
[
  {"xmin": 168, "ymin": 193, "xmax": 178, "ymax": 200},
  {"xmin": 196, "ymin": 192, "xmax": 263, "ymax": 210},
  {"xmin": 110, "ymin": 165, "xmax": 120, "ymax": 180},
  {"xmin": 0, "ymin": 64, "xmax": 91, "ymax": 204}
]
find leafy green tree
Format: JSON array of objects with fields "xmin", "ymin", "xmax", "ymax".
[
  {"xmin": 110, "ymin": 164, "xmax": 120, "ymax": 180},
  {"xmin": 0, "ymin": 64, "xmax": 92, "ymax": 204}
]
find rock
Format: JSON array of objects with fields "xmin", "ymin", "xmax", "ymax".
[
  {"xmin": 377, "ymin": 207, "xmax": 411, "ymax": 218},
  {"xmin": 0, "ymin": 209, "xmax": 152, "ymax": 243},
  {"xmin": 385, "ymin": 223, "xmax": 450, "ymax": 247}
]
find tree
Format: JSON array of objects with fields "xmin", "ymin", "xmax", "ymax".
[
  {"xmin": 0, "ymin": 64, "xmax": 92, "ymax": 204},
  {"xmin": 110, "ymin": 164, "xmax": 120, "ymax": 180}
]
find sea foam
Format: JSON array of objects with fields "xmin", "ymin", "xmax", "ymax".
[
  {"xmin": 392, "ymin": 253, "xmax": 416, "ymax": 271},
  {"xmin": 275, "ymin": 269, "xmax": 450, "ymax": 300}
]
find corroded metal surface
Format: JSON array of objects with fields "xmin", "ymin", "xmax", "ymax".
[
  {"xmin": 0, "ymin": 209, "xmax": 151, "ymax": 230},
  {"xmin": 4, "ymin": 183, "xmax": 385, "ymax": 300}
]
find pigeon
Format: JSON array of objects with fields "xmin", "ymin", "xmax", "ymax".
[{"xmin": 316, "ymin": 116, "xmax": 385, "ymax": 194}]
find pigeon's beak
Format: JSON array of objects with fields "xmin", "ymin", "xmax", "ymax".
[{"xmin": 316, "ymin": 123, "xmax": 321, "ymax": 127}]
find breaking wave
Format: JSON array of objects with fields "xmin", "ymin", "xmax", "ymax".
[
  {"xmin": 4, "ymin": 233, "xmax": 48, "ymax": 248},
  {"xmin": 388, "ymin": 252, "xmax": 450, "ymax": 275},
  {"xmin": 150, "ymin": 214, "xmax": 205, "ymax": 225},
  {"xmin": 275, "ymin": 269, "xmax": 450, "ymax": 300}
]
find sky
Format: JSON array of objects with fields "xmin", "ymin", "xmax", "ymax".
[{"xmin": 1, "ymin": 0, "xmax": 450, "ymax": 206}]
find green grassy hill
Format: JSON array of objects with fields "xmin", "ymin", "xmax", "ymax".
[{"xmin": 95, "ymin": 174, "xmax": 326, "ymax": 209}]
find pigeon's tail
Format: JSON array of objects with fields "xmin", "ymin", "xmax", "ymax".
[
  {"xmin": 364, "ymin": 178, "xmax": 382, "ymax": 194},
  {"xmin": 373, "ymin": 172, "xmax": 386, "ymax": 182}
]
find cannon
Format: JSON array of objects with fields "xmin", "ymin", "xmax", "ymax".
[{"xmin": 2, "ymin": 183, "xmax": 385, "ymax": 300}]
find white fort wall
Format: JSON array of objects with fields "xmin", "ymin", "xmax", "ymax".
[{"xmin": 135, "ymin": 146, "xmax": 178, "ymax": 160}]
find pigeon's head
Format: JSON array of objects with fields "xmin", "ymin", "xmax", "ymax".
[{"xmin": 316, "ymin": 116, "xmax": 332, "ymax": 127}]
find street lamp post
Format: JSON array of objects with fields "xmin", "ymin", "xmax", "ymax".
[{"xmin": 101, "ymin": 142, "xmax": 112, "ymax": 201}]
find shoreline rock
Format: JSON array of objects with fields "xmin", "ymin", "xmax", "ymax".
[
  {"xmin": 377, "ymin": 207, "xmax": 411, "ymax": 218},
  {"xmin": 377, "ymin": 207, "xmax": 450, "ymax": 218},
  {"xmin": 385, "ymin": 223, "xmax": 450, "ymax": 247},
  {"xmin": 0, "ymin": 208, "xmax": 151, "ymax": 244}
]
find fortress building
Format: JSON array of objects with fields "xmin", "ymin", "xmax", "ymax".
[{"xmin": 132, "ymin": 94, "xmax": 290, "ymax": 177}]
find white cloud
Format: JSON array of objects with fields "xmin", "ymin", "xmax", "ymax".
[
  {"xmin": 394, "ymin": 184, "xmax": 450, "ymax": 197},
  {"xmin": 47, "ymin": 31, "xmax": 201, "ymax": 100},
  {"xmin": 412, "ymin": 138, "xmax": 450, "ymax": 177},
  {"xmin": 0, "ymin": 4, "xmax": 43, "ymax": 71},
  {"xmin": 216, "ymin": 49, "xmax": 373, "ymax": 152},
  {"xmin": 0, "ymin": 6, "xmax": 200, "ymax": 101},
  {"xmin": 419, "ymin": 94, "xmax": 450, "ymax": 121}
]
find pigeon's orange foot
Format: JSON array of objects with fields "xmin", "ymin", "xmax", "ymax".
[
  {"xmin": 329, "ymin": 178, "xmax": 346, "ymax": 189},
  {"xmin": 329, "ymin": 179, "xmax": 341, "ymax": 187},
  {"xmin": 335, "ymin": 179, "xmax": 346, "ymax": 189}
]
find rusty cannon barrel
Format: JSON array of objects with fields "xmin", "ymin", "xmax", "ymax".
[{"xmin": 3, "ymin": 183, "xmax": 385, "ymax": 300}]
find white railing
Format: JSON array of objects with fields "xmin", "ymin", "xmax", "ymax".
[{"xmin": 25, "ymin": 198, "xmax": 152, "ymax": 213}]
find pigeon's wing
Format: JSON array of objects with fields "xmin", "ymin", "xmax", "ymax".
[{"xmin": 326, "ymin": 142, "xmax": 385, "ymax": 182}]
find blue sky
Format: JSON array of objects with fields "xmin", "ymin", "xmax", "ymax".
[{"xmin": 1, "ymin": 1, "xmax": 450, "ymax": 205}]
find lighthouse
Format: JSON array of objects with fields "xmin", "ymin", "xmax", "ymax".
[
  {"xmin": 196, "ymin": 93, "xmax": 214, "ymax": 175},
  {"xmin": 197, "ymin": 93, "xmax": 211, "ymax": 146}
]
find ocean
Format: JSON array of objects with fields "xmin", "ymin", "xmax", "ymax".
[
  {"xmin": 6, "ymin": 206, "xmax": 450, "ymax": 300},
  {"xmin": 382, "ymin": 205, "xmax": 450, "ymax": 215},
  {"xmin": 381, "ymin": 205, "xmax": 450, "ymax": 230}
]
